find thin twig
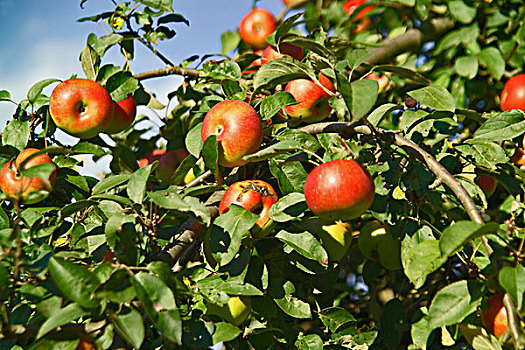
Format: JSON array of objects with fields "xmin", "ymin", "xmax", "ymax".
[{"xmin": 134, "ymin": 65, "xmax": 203, "ymax": 81}]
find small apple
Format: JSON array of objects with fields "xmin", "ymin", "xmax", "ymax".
[
  {"xmin": 476, "ymin": 174, "xmax": 497, "ymax": 198},
  {"xmin": 316, "ymin": 220, "xmax": 353, "ymax": 261},
  {"xmin": 358, "ymin": 221, "xmax": 401, "ymax": 270},
  {"xmin": 0, "ymin": 148, "xmax": 57, "ymax": 205},
  {"xmin": 219, "ymin": 180, "xmax": 278, "ymax": 237},
  {"xmin": 201, "ymin": 100, "xmax": 263, "ymax": 168},
  {"xmin": 344, "ymin": 0, "xmax": 374, "ymax": 33},
  {"xmin": 482, "ymin": 295, "xmax": 508, "ymax": 338},
  {"xmin": 365, "ymin": 73, "xmax": 390, "ymax": 93},
  {"xmin": 282, "ymin": 0, "xmax": 306, "ymax": 7},
  {"xmin": 105, "ymin": 94, "xmax": 136, "ymax": 134},
  {"xmin": 156, "ymin": 150, "xmax": 190, "ymax": 185},
  {"xmin": 239, "ymin": 8, "xmax": 276, "ymax": 50},
  {"xmin": 76, "ymin": 340, "xmax": 96, "ymax": 350},
  {"xmin": 283, "ymin": 74, "xmax": 335, "ymax": 123},
  {"xmin": 206, "ymin": 296, "xmax": 251, "ymax": 326},
  {"xmin": 511, "ymin": 147, "xmax": 525, "ymax": 165},
  {"xmin": 304, "ymin": 159, "xmax": 375, "ymax": 221},
  {"xmin": 500, "ymin": 74, "xmax": 525, "ymax": 111},
  {"xmin": 49, "ymin": 78, "xmax": 114, "ymax": 139},
  {"xmin": 262, "ymin": 39, "xmax": 305, "ymax": 63},
  {"xmin": 138, "ymin": 149, "xmax": 166, "ymax": 169}
]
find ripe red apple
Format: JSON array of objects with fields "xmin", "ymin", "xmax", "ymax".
[
  {"xmin": 365, "ymin": 73, "xmax": 390, "ymax": 93},
  {"xmin": 500, "ymin": 74, "xmax": 525, "ymax": 111},
  {"xmin": 201, "ymin": 100, "xmax": 263, "ymax": 168},
  {"xmin": 343, "ymin": 0, "xmax": 374, "ymax": 33},
  {"xmin": 262, "ymin": 39, "xmax": 305, "ymax": 63},
  {"xmin": 105, "ymin": 94, "xmax": 136, "ymax": 134},
  {"xmin": 511, "ymin": 147, "xmax": 525, "ymax": 165},
  {"xmin": 476, "ymin": 174, "xmax": 497, "ymax": 198},
  {"xmin": 219, "ymin": 180, "xmax": 278, "ymax": 237},
  {"xmin": 284, "ymin": 74, "xmax": 334, "ymax": 123},
  {"xmin": 49, "ymin": 78, "xmax": 115, "ymax": 139},
  {"xmin": 482, "ymin": 295, "xmax": 508, "ymax": 338},
  {"xmin": 304, "ymin": 159, "xmax": 375, "ymax": 220},
  {"xmin": 138, "ymin": 149, "xmax": 167, "ymax": 169},
  {"xmin": 239, "ymin": 8, "xmax": 276, "ymax": 50},
  {"xmin": 156, "ymin": 149, "xmax": 190, "ymax": 185},
  {"xmin": 0, "ymin": 148, "xmax": 57, "ymax": 204}
]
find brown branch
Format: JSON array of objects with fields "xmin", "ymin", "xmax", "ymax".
[
  {"xmin": 133, "ymin": 65, "xmax": 203, "ymax": 81},
  {"xmin": 300, "ymin": 122, "xmax": 493, "ymax": 255},
  {"xmin": 502, "ymin": 293, "xmax": 525, "ymax": 349}
]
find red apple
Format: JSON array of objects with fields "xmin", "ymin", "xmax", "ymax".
[
  {"xmin": 156, "ymin": 149, "xmax": 190, "ymax": 185},
  {"xmin": 239, "ymin": 8, "xmax": 276, "ymax": 50},
  {"xmin": 304, "ymin": 159, "xmax": 375, "ymax": 220},
  {"xmin": 105, "ymin": 94, "xmax": 136, "ymax": 134},
  {"xmin": 284, "ymin": 74, "xmax": 334, "ymax": 123},
  {"xmin": 241, "ymin": 50, "xmax": 264, "ymax": 75},
  {"xmin": 201, "ymin": 100, "xmax": 263, "ymax": 168},
  {"xmin": 343, "ymin": 0, "xmax": 374, "ymax": 33},
  {"xmin": 138, "ymin": 149, "xmax": 167, "ymax": 169},
  {"xmin": 49, "ymin": 78, "xmax": 115, "ymax": 139},
  {"xmin": 365, "ymin": 73, "xmax": 390, "ymax": 93},
  {"xmin": 511, "ymin": 146, "xmax": 525, "ymax": 165},
  {"xmin": 262, "ymin": 39, "xmax": 305, "ymax": 63},
  {"xmin": 482, "ymin": 295, "xmax": 508, "ymax": 338},
  {"xmin": 476, "ymin": 174, "xmax": 497, "ymax": 198},
  {"xmin": 500, "ymin": 74, "xmax": 525, "ymax": 111},
  {"xmin": 219, "ymin": 180, "xmax": 278, "ymax": 237},
  {"xmin": 0, "ymin": 148, "xmax": 57, "ymax": 204}
]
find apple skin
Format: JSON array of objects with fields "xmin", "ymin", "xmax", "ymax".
[
  {"xmin": 304, "ymin": 159, "xmax": 375, "ymax": 221},
  {"xmin": 343, "ymin": 0, "xmax": 374, "ymax": 33},
  {"xmin": 138, "ymin": 149, "xmax": 167, "ymax": 169},
  {"xmin": 262, "ymin": 40, "xmax": 305, "ymax": 63},
  {"xmin": 283, "ymin": 74, "xmax": 335, "ymax": 123},
  {"xmin": 201, "ymin": 100, "xmax": 263, "ymax": 168},
  {"xmin": 500, "ymin": 74, "xmax": 525, "ymax": 111},
  {"xmin": 219, "ymin": 180, "xmax": 278, "ymax": 237},
  {"xmin": 206, "ymin": 296, "xmax": 251, "ymax": 326},
  {"xmin": 365, "ymin": 73, "xmax": 390, "ymax": 93},
  {"xmin": 0, "ymin": 148, "xmax": 57, "ymax": 205},
  {"xmin": 476, "ymin": 174, "xmax": 497, "ymax": 198},
  {"xmin": 358, "ymin": 221, "xmax": 401, "ymax": 270},
  {"xmin": 239, "ymin": 8, "xmax": 276, "ymax": 50},
  {"xmin": 105, "ymin": 94, "xmax": 136, "ymax": 134},
  {"xmin": 511, "ymin": 147, "xmax": 525, "ymax": 165},
  {"xmin": 76, "ymin": 340, "xmax": 96, "ymax": 350},
  {"xmin": 49, "ymin": 78, "xmax": 114, "ymax": 139},
  {"xmin": 156, "ymin": 150, "xmax": 190, "ymax": 185},
  {"xmin": 316, "ymin": 220, "xmax": 353, "ymax": 261},
  {"xmin": 482, "ymin": 295, "xmax": 508, "ymax": 338}
]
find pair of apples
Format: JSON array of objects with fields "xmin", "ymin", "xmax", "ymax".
[{"xmin": 49, "ymin": 78, "xmax": 136, "ymax": 139}]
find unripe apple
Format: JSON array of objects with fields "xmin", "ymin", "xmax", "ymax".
[
  {"xmin": 239, "ymin": 8, "xmax": 276, "ymax": 50},
  {"xmin": 343, "ymin": 0, "xmax": 374, "ymax": 33},
  {"xmin": 316, "ymin": 220, "xmax": 353, "ymax": 261},
  {"xmin": 201, "ymin": 100, "xmax": 263, "ymax": 168},
  {"xmin": 0, "ymin": 148, "xmax": 57, "ymax": 205},
  {"xmin": 304, "ymin": 159, "xmax": 375, "ymax": 221},
  {"xmin": 500, "ymin": 74, "xmax": 525, "ymax": 111},
  {"xmin": 105, "ymin": 94, "xmax": 136, "ymax": 134},
  {"xmin": 206, "ymin": 296, "xmax": 251, "ymax": 326},
  {"xmin": 49, "ymin": 78, "xmax": 114, "ymax": 139},
  {"xmin": 156, "ymin": 150, "xmax": 190, "ymax": 185},
  {"xmin": 358, "ymin": 221, "xmax": 401, "ymax": 270},
  {"xmin": 284, "ymin": 74, "xmax": 334, "ymax": 123},
  {"xmin": 262, "ymin": 39, "xmax": 305, "ymax": 63},
  {"xmin": 219, "ymin": 180, "xmax": 278, "ymax": 238},
  {"xmin": 482, "ymin": 295, "xmax": 508, "ymax": 338},
  {"xmin": 476, "ymin": 174, "xmax": 497, "ymax": 198}
]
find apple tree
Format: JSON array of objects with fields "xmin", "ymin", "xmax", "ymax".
[{"xmin": 0, "ymin": 0, "xmax": 525, "ymax": 348}]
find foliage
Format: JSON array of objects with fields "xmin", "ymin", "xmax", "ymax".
[{"xmin": 0, "ymin": 0, "xmax": 525, "ymax": 349}]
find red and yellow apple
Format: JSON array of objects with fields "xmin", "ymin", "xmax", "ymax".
[
  {"xmin": 365, "ymin": 73, "xmax": 390, "ymax": 93},
  {"xmin": 304, "ymin": 159, "xmax": 375, "ymax": 220},
  {"xmin": 105, "ymin": 94, "xmax": 136, "ymax": 134},
  {"xmin": 201, "ymin": 100, "xmax": 263, "ymax": 168},
  {"xmin": 358, "ymin": 221, "xmax": 401, "ymax": 270},
  {"xmin": 343, "ymin": 0, "xmax": 374, "ymax": 33},
  {"xmin": 205, "ymin": 296, "xmax": 251, "ymax": 326},
  {"xmin": 500, "ymin": 74, "xmax": 525, "ymax": 111},
  {"xmin": 49, "ymin": 78, "xmax": 114, "ymax": 139},
  {"xmin": 239, "ymin": 8, "xmax": 276, "ymax": 50},
  {"xmin": 476, "ymin": 174, "xmax": 497, "ymax": 198},
  {"xmin": 482, "ymin": 295, "xmax": 508, "ymax": 338},
  {"xmin": 219, "ymin": 180, "xmax": 278, "ymax": 237},
  {"xmin": 316, "ymin": 220, "xmax": 353, "ymax": 261},
  {"xmin": 0, "ymin": 148, "xmax": 57, "ymax": 204},
  {"xmin": 284, "ymin": 74, "xmax": 334, "ymax": 123}
]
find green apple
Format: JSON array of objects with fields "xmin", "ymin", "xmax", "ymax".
[
  {"xmin": 358, "ymin": 221, "xmax": 401, "ymax": 270},
  {"xmin": 206, "ymin": 296, "xmax": 251, "ymax": 326},
  {"xmin": 317, "ymin": 220, "xmax": 353, "ymax": 261}
]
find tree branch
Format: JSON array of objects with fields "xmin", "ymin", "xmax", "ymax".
[
  {"xmin": 300, "ymin": 121, "xmax": 493, "ymax": 255},
  {"xmin": 133, "ymin": 65, "xmax": 203, "ymax": 81},
  {"xmin": 502, "ymin": 292, "xmax": 525, "ymax": 349}
]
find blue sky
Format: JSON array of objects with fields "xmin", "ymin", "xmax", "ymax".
[{"xmin": 0, "ymin": 0, "xmax": 289, "ymax": 174}]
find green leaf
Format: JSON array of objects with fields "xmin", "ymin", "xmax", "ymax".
[
  {"xmin": 337, "ymin": 73, "xmax": 378, "ymax": 120},
  {"xmin": 3, "ymin": 120, "xmax": 30, "ymax": 150},
  {"xmin": 454, "ymin": 56, "xmax": 478, "ymax": 79},
  {"xmin": 269, "ymin": 192, "xmax": 307, "ymax": 222},
  {"xmin": 48, "ymin": 257, "xmax": 100, "ymax": 309},
  {"xmin": 212, "ymin": 322, "xmax": 242, "ymax": 344},
  {"xmin": 186, "ymin": 122, "xmax": 203, "ymax": 158},
  {"xmin": 373, "ymin": 65, "xmax": 432, "ymax": 85},
  {"xmin": 92, "ymin": 33, "xmax": 123, "ymax": 56},
  {"xmin": 269, "ymin": 159, "xmax": 308, "ymax": 195},
  {"xmin": 448, "ymin": 1, "xmax": 477, "ymax": 24},
  {"xmin": 478, "ymin": 47, "xmax": 505, "ymax": 80},
  {"xmin": 148, "ymin": 187, "xmax": 211, "ymax": 225},
  {"xmin": 127, "ymin": 164, "xmax": 155, "ymax": 204},
  {"xmin": 474, "ymin": 110, "xmax": 525, "ymax": 141},
  {"xmin": 0, "ymin": 90, "xmax": 11, "ymax": 101},
  {"xmin": 60, "ymin": 200, "xmax": 99, "ymax": 219},
  {"xmin": 110, "ymin": 308, "xmax": 145, "ymax": 349},
  {"xmin": 428, "ymin": 280, "xmax": 482, "ymax": 329},
  {"xmin": 221, "ymin": 30, "xmax": 241, "ymax": 54},
  {"xmin": 499, "ymin": 265, "xmax": 525, "ymax": 309},
  {"xmin": 27, "ymin": 78, "xmax": 59, "ymax": 103},
  {"xmin": 276, "ymin": 230, "xmax": 328, "ymax": 265},
  {"xmin": 273, "ymin": 12, "xmax": 303, "ymax": 45},
  {"xmin": 346, "ymin": 49, "xmax": 373, "ymax": 70},
  {"xmin": 403, "ymin": 240, "xmax": 447, "ymax": 289},
  {"xmin": 439, "ymin": 221, "xmax": 499, "ymax": 258},
  {"xmin": 243, "ymin": 140, "xmax": 304, "ymax": 162},
  {"xmin": 196, "ymin": 274, "xmax": 263, "ymax": 296},
  {"xmin": 254, "ymin": 57, "xmax": 316, "ymax": 93},
  {"xmin": 368, "ymin": 103, "xmax": 402, "ymax": 126},
  {"xmin": 92, "ymin": 174, "xmax": 130, "ymax": 194},
  {"xmin": 272, "ymin": 281, "xmax": 312, "ymax": 319},
  {"xmin": 283, "ymin": 36, "xmax": 334, "ymax": 61},
  {"xmin": 140, "ymin": 0, "xmax": 173, "ymax": 12},
  {"xmin": 157, "ymin": 13, "xmax": 188, "ymax": 25},
  {"xmin": 132, "ymin": 272, "xmax": 181, "ymax": 345},
  {"xmin": 459, "ymin": 324, "xmax": 503, "ymax": 350},
  {"xmin": 202, "ymin": 135, "xmax": 219, "ymax": 172},
  {"xmin": 105, "ymin": 71, "xmax": 139, "ymax": 102},
  {"xmin": 260, "ymin": 91, "xmax": 297, "ymax": 120},
  {"xmin": 276, "ymin": 129, "xmax": 321, "ymax": 153},
  {"xmin": 71, "ymin": 142, "xmax": 106, "ymax": 156},
  {"xmin": 455, "ymin": 139, "xmax": 508, "ymax": 170},
  {"xmin": 208, "ymin": 205, "xmax": 259, "ymax": 266},
  {"xmin": 80, "ymin": 44, "xmax": 100, "ymax": 81},
  {"xmin": 407, "ymin": 85, "xmax": 455, "ymax": 112},
  {"xmin": 319, "ymin": 307, "xmax": 357, "ymax": 333},
  {"xmin": 295, "ymin": 333, "xmax": 323, "ymax": 350},
  {"xmin": 37, "ymin": 303, "xmax": 87, "ymax": 339}
]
